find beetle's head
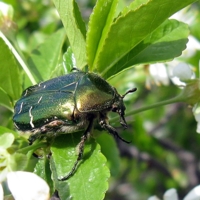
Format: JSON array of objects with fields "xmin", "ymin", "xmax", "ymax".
[{"xmin": 112, "ymin": 88, "xmax": 137, "ymax": 129}]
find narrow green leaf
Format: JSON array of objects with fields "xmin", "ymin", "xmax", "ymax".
[
  {"xmin": 0, "ymin": 88, "xmax": 13, "ymax": 111},
  {"xmin": 93, "ymin": 0, "xmax": 197, "ymax": 79},
  {"xmin": 87, "ymin": 0, "xmax": 118, "ymax": 68},
  {"xmin": 27, "ymin": 29, "xmax": 66, "ymax": 82},
  {"xmin": 73, "ymin": 0, "xmax": 87, "ymax": 37},
  {"xmin": 106, "ymin": 19, "xmax": 189, "ymax": 79},
  {"xmin": 0, "ymin": 126, "xmax": 18, "ymax": 137},
  {"xmin": 51, "ymin": 133, "xmax": 110, "ymax": 200},
  {"xmin": 53, "ymin": 0, "xmax": 87, "ymax": 69},
  {"xmin": 0, "ymin": 37, "xmax": 22, "ymax": 103}
]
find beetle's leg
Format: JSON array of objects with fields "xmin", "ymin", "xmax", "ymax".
[
  {"xmin": 58, "ymin": 118, "xmax": 94, "ymax": 181},
  {"xmin": 29, "ymin": 131, "xmax": 43, "ymax": 144},
  {"xmin": 99, "ymin": 113, "xmax": 131, "ymax": 144},
  {"xmin": 29, "ymin": 120, "xmax": 66, "ymax": 144},
  {"xmin": 58, "ymin": 134, "xmax": 88, "ymax": 181}
]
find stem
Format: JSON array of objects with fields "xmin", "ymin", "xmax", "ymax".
[
  {"xmin": 128, "ymin": 96, "xmax": 183, "ymax": 116},
  {"xmin": 17, "ymin": 142, "xmax": 47, "ymax": 154},
  {"xmin": 110, "ymin": 95, "xmax": 186, "ymax": 123},
  {"xmin": 0, "ymin": 31, "xmax": 36, "ymax": 85}
]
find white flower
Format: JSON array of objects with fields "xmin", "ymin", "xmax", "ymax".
[
  {"xmin": 0, "ymin": 133, "xmax": 50, "ymax": 199},
  {"xmin": 147, "ymin": 196, "xmax": 161, "ymax": 200},
  {"xmin": 146, "ymin": 63, "xmax": 170, "ymax": 88},
  {"xmin": 148, "ymin": 185, "xmax": 200, "ymax": 200},
  {"xmin": 0, "ymin": 2, "xmax": 13, "ymax": 18},
  {"xmin": 148, "ymin": 188, "xmax": 178, "ymax": 200},
  {"xmin": 0, "ymin": 2, "xmax": 14, "ymax": 33},
  {"xmin": 171, "ymin": 63, "xmax": 194, "ymax": 86},
  {"xmin": 1, "ymin": 171, "xmax": 50, "ymax": 200},
  {"xmin": 193, "ymin": 104, "xmax": 200, "ymax": 133},
  {"xmin": 0, "ymin": 133, "xmax": 15, "ymax": 182},
  {"xmin": 163, "ymin": 188, "xmax": 178, "ymax": 200},
  {"xmin": 183, "ymin": 185, "xmax": 200, "ymax": 200},
  {"xmin": 170, "ymin": 6, "xmax": 195, "ymax": 25},
  {"xmin": 184, "ymin": 36, "xmax": 200, "ymax": 58},
  {"xmin": 0, "ymin": 184, "xmax": 3, "ymax": 200}
]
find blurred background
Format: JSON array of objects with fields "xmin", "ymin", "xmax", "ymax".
[{"xmin": 1, "ymin": 0, "xmax": 200, "ymax": 199}]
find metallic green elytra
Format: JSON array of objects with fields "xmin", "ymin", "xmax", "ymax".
[{"xmin": 13, "ymin": 71, "xmax": 137, "ymax": 180}]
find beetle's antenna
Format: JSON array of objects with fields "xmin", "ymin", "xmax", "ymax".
[{"xmin": 122, "ymin": 88, "xmax": 137, "ymax": 98}]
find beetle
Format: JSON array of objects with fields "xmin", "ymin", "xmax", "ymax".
[{"xmin": 13, "ymin": 70, "xmax": 136, "ymax": 180}]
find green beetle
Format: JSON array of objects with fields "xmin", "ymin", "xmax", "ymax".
[{"xmin": 13, "ymin": 71, "xmax": 136, "ymax": 180}]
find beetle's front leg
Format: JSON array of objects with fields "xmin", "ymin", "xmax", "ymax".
[{"xmin": 99, "ymin": 113, "xmax": 130, "ymax": 143}]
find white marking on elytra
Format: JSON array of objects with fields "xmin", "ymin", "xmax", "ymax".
[
  {"xmin": 18, "ymin": 102, "xmax": 23, "ymax": 114},
  {"xmin": 29, "ymin": 106, "xmax": 34, "ymax": 128},
  {"xmin": 37, "ymin": 96, "xmax": 43, "ymax": 104},
  {"xmin": 14, "ymin": 122, "xmax": 19, "ymax": 129},
  {"xmin": 43, "ymin": 85, "xmax": 46, "ymax": 89},
  {"xmin": 38, "ymin": 80, "xmax": 46, "ymax": 87},
  {"xmin": 24, "ymin": 90, "xmax": 28, "ymax": 96}
]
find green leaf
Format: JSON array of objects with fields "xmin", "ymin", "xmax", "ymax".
[
  {"xmin": 53, "ymin": 0, "xmax": 87, "ymax": 69},
  {"xmin": 0, "ymin": 88, "xmax": 13, "ymax": 111},
  {"xmin": 50, "ymin": 158, "xmax": 70, "ymax": 200},
  {"xmin": 87, "ymin": 0, "xmax": 118, "ymax": 68},
  {"xmin": 105, "ymin": 19, "xmax": 189, "ymax": 78},
  {"xmin": 96, "ymin": 133, "xmax": 120, "ymax": 177},
  {"xmin": 27, "ymin": 29, "xmax": 66, "ymax": 82},
  {"xmin": 92, "ymin": 0, "xmax": 197, "ymax": 79},
  {"xmin": 34, "ymin": 159, "xmax": 54, "ymax": 195},
  {"xmin": 63, "ymin": 46, "xmax": 77, "ymax": 73},
  {"xmin": 121, "ymin": 0, "xmax": 149, "ymax": 15},
  {"xmin": 12, "ymin": 153, "xmax": 28, "ymax": 171},
  {"xmin": 0, "ymin": 126, "xmax": 18, "ymax": 137},
  {"xmin": 0, "ymin": 37, "xmax": 22, "ymax": 103},
  {"xmin": 50, "ymin": 133, "xmax": 110, "ymax": 200},
  {"xmin": 0, "ymin": 133, "xmax": 14, "ymax": 148}
]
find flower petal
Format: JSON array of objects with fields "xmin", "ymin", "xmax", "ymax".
[
  {"xmin": 172, "ymin": 63, "xmax": 193, "ymax": 82},
  {"xmin": 147, "ymin": 196, "xmax": 161, "ymax": 200},
  {"xmin": 7, "ymin": 171, "xmax": 50, "ymax": 200},
  {"xmin": 164, "ymin": 188, "xmax": 178, "ymax": 200},
  {"xmin": 183, "ymin": 185, "xmax": 200, "ymax": 200},
  {"xmin": 0, "ymin": 184, "xmax": 3, "ymax": 200},
  {"xmin": 193, "ymin": 104, "xmax": 200, "ymax": 133}
]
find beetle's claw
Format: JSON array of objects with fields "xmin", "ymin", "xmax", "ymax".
[
  {"xmin": 120, "ymin": 121, "xmax": 127, "ymax": 129},
  {"xmin": 117, "ymin": 134, "xmax": 131, "ymax": 144},
  {"xmin": 120, "ymin": 116, "xmax": 128, "ymax": 129}
]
